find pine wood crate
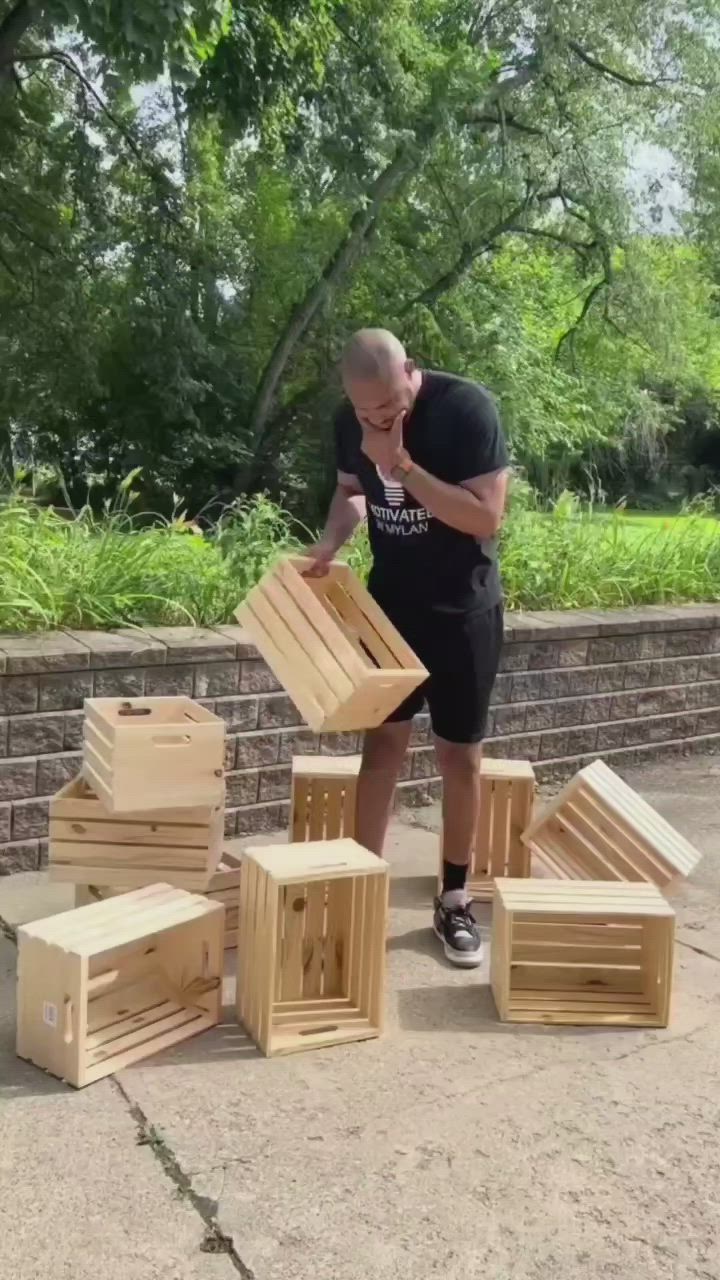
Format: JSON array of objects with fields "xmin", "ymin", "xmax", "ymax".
[
  {"xmin": 16, "ymin": 884, "xmax": 224, "ymax": 1087},
  {"xmin": 73, "ymin": 844, "xmax": 243, "ymax": 950},
  {"xmin": 237, "ymin": 838, "xmax": 389, "ymax": 1057},
  {"xmin": 491, "ymin": 879, "xmax": 674, "ymax": 1027},
  {"xmin": 291, "ymin": 755, "xmax": 361, "ymax": 842},
  {"xmin": 522, "ymin": 759, "xmax": 702, "ymax": 887},
  {"xmin": 438, "ymin": 758, "xmax": 535, "ymax": 899},
  {"xmin": 204, "ymin": 846, "xmax": 243, "ymax": 949},
  {"xmin": 83, "ymin": 696, "xmax": 225, "ymax": 813},
  {"xmin": 235, "ymin": 557, "xmax": 427, "ymax": 732},
  {"xmin": 50, "ymin": 774, "xmax": 224, "ymax": 890}
]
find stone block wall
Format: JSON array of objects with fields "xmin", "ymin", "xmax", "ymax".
[{"xmin": 2, "ymin": 605, "xmax": 720, "ymax": 873}]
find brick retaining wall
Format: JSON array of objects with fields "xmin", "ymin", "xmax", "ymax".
[{"xmin": 2, "ymin": 605, "xmax": 720, "ymax": 873}]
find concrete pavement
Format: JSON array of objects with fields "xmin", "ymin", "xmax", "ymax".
[{"xmin": 1, "ymin": 758, "xmax": 720, "ymax": 1280}]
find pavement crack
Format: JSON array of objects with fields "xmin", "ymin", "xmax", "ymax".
[
  {"xmin": 613, "ymin": 1025, "xmax": 708, "ymax": 1062},
  {"xmin": 112, "ymin": 1078, "xmax": 255, "ymax": 1278},
  {"xmin": 677, "ymin": 937, "xmax": 720, "ymax": 964}
]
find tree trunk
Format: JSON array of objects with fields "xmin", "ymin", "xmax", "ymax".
[
  {"xmin": 236, "ymin": 57, "xmax": 543, "ymax": 493},
  {"xmin": 234, "ymin": 143, "xmax": 418, "ymax": 491},
  {"xmin": 0, "ymin": 0, "xmax": 36, "ymax": 80}
]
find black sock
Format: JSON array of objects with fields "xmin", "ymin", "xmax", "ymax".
[{"xmin": 442, "ymin": 860, "xmax": 467, "ymax": 896}]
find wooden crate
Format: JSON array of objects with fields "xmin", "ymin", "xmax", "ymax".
[
  {"xmin": 291, "ymin": 755, "xmax": 361, "ymax": 842},
  {"xmin": 73, "ymin": 844, "xmax": 242, "ymax": 950},
  {"xmin": 16, "ymin": 884, "xmax": 224, "ymax": 1087},
  {"xmin": 205, "ymin": 846, "xmax": 243, "ymax": 949},
  {"xmin": 237, "ymin": 838, "xmax": 389, "ymax": 1057},
  {"xmin": 491, "ymin": 879, "xmax": 674, "ymax": 1027},
  {"xmin": 439, "ymin": 758, "xmax": 535, "ymax": 899},
  {"xmin": 235, "ymin": 557, "xmax": 427, "ymax": 732},
  {"xmin": 522, "ymin": 759, "xmax": 702, "ymax": 887},
  {"xmin": 50, "ymin": 774, "xmax": 224, "ymax": 890},
  {"xmin": 83, "ymin": 696, "xmax": 225, "ymax": 813}
]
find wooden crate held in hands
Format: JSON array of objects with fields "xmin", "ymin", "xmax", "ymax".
[
  {"xmin": 237, "ymin": 838, "xmax": 389, "ymax": 1057},
  {"xmin": 50, "ymin": 774, "xmax": 224, "ymax": 890},
  {"xmin": 235, "ymin": 557, "xmax": 427, "ymax": 732},
  {"xmin": 16, "ymin": 884, "xmax": 224, "ymax": 1087},
  {"xmin": 291, "ymin": 755, "xmax": 361, "ymax": 842},
  {"xmin": 439, "ymin": 758, "xmax": 535, "ymax": 899},
  {"xmin": 491, "ymin": 879, "xmax": 674, "ymax": 1027},
  {"xmin": 83, "ymin": 697, "xmax": 225, "ymax": 813},
  {"xmin": 73, "ymin": 843, "xmax": 242, "ymax": 950},
  {"xmin": 522, "ymin": 759, "xmax": 702, "ymax": 887}
]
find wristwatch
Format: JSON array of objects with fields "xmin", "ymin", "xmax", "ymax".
[{"xmin": 390, "ymin": 452, "xmax": 414, "ymax": 483}]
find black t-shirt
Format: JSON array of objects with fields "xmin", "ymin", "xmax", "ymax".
[{"xmin": 334, "ymin": 370, "xmax": 509, "ymax": 612}]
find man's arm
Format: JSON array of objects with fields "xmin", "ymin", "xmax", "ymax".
[
  {"xmin": 400, "ymin": 465, "xmax": 508, "ymax": 539},
  {"xmin": 304, "ymin": 472, "xmax": 367, "ymax": 575}
]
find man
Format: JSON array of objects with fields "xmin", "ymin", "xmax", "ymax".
[{"xmin": 307, "ymin": 329, "xmax": 509, "ymax": 967}]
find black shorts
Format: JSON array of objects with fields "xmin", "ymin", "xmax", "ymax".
[{"xmin": 373, "ymin": 595, "xmax": 504, "ymax": 744}]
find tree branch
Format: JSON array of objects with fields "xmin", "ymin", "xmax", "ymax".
[
  {"xmin": 16, "ymin": 48, "xmax": 182, "ymax": 223},
  {"xmin": 0, "ymin": 0, "xmax": 34, "ymax": 78},
  {"xmin": 568, "ymin": 40, "xmax": 673, "ymax": 89},
  {"xmin": 555, "ymin": 276, "xmax": 608, "ymax": 360},
  {"xmin": 466, "ymin": 110, "xmax": 545, "ymax": 137},
  {"xmin": 504, "ymin": 224, "xmax": 596, "ymax": 254},
  {"xmin": 401, "ymin": 201, "xmax": 531, "ymax": 313}
]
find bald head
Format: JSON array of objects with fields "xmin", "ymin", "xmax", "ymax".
[{"xmin": 341, "ymin": 328, "xmax": 421, "ymax": 430}]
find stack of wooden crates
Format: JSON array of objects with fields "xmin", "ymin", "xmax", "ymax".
[
  {"xmin": 18, "ymin": 696, "xmax": 235, "ymax": 1086},
  {"xmin": 47, "ymin": 697, "xmax": 241, "ymax": 950}
]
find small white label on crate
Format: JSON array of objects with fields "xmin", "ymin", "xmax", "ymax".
[{"xmin": 42, "ymin": 1001, "xmax": 58, "ymax": 1028}]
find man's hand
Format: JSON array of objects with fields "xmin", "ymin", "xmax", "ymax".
[
  {"xmin": 360, "ymin": 410, "xmax": 407, "ymax": 475},
  {"xmin": 301, "ymin": 541, "xmax": 336, "ymax": 578}
]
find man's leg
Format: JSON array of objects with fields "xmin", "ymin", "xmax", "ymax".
[
  {"xmin": 431, "ymin": 737, "xmax": 485, "ymax": 966},
  {"xmin": 355, "ymin": 720, "xmax": 412, "ymax": 855},
  {"xmin": 435, "ymin": 737, "xmax": 483, "ymax": 883},
  {"xmin": 428, "ymin": 603, "xmax": 504, "ymax": 966}
]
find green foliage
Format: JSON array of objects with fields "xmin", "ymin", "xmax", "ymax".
[
  {"xmin": 0, "ymin": 488, "xmax": 304, "ymax": 631},
  {"xmin": 1, "ymin": 0, "xmax": 720, "ymax": 513},
  {"xmin": 3, "ymin": 487, "xmax": 720, "ymax": 633}
]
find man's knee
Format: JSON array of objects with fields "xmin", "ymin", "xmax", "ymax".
[
  {"xmin": 434, "ymin": 737, "xmax": 483, "ymax": 782},
  {"xmin": 361, "ymin": 722, "xmax": 411, "ymax": 773}
]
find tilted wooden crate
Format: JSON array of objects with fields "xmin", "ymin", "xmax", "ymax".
[
  {"xmin": 16, "ymin": 884, "xmax": 224, "ymax": 1087},
  {"xmin": 83, "ymin": 696, "xmax": 225, "ymax": 813},
  {"xmin": 237, "ymin": 838, "xmax": 389, "ymax": 1057},
  {"xmin": 291, "ymin": 755, "xmax": 361, "ymax": 842},
  {"xmin": 73, "ymin": 843, "xmax": 242, "ymax": 950},
  {"xmin": 50, "ymin": 774, "xmax": 224, "ymax": 890},
  {"xmin": 439, "ymin": 758, "xmax": 535, "ymax": 899},
  {"xmin": 491, "ymin": 879, "xmax": 674, "ymax": 1027},
  {"xmin": 235, "ymin": 557, "xmax": 427, "ymax": 732},
  {"xmin": 522, "ymin": 759, "xmax": 702, "ymax": 887}
]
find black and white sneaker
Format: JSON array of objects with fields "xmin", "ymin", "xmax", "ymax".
[{"xmin": 433, "ymin": 892, "xmax": 483, "ymax": 968}]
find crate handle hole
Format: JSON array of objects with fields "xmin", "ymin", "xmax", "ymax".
[
  {"xmin": 299, "ymin": 1025, "xmax": 338, "ymax": 1037},
  {"xmin": 306, "ymin": 862, "xmax": 348, "ymax": 870},
  {"xmin": 63, "ymin": 997, "xmax": 73, "ymax": 1044},
  {"xmin": 118, "ymin": 704, "xmax": 152, "ymax": 717},
  {"xmin": 152, "ymin": 734, "xmax": 192, "ymax": 747}
]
